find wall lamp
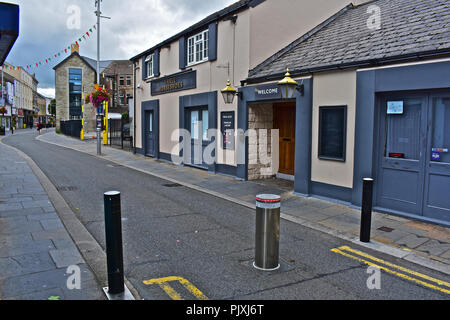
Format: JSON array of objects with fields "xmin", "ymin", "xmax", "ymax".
[
  {"xmin": 277, "ymin": 68, "xmax": 304, "ymax": 99},
  {"xmin": 221, "ymin": 80, "xmax": 242, "ymax": 104}
]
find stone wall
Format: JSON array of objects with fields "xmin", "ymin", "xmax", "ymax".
[
  {"xmin": 248, "ymin": 103, "xmax": 276, "ymax": 180},
  {"xmin": 54, "ymin": 54, "xmax": 96, "ymax": 132}
]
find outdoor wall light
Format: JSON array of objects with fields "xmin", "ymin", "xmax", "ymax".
[
  {"xmin": 221, "ymin": 80, "xmax": 242, "ymax": 104},
  {"xmin": 278, "ymin": 68, "xmax": 303, "ymax": 99}
]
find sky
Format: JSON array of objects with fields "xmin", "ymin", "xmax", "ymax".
[{"xmin": 4, "ymin": 0, "xmax": 237, "ymax": 98}]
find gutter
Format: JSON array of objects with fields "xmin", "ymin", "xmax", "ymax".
[
  {"xmin": 243, "ymin": 48, "xmax": 450, "ymax": 85},
  {"xmin": 129, "ymin": 1, "xmax": 251, "ymax": 61}
]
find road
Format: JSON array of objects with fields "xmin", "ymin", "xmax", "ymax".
[{"xmin": 3, "ymin": 130, "xmax": 450, "ymax": 300}]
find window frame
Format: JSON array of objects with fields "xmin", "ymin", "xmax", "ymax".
[
  {"xmin": 318, "ymin": 105, "xmax": 347, "ymax": 162},
  {"xmin": 126, "ymin": 75, "xmax": 132, "ymax": 86},
  {"xmin": 187, "ymin": 29, "xmax": 209, "ymax": 66},
  {"xmin": 145, "ymin": 53, "xmax": 154, "ymax": 79},
  {"xmin": 119, "ymin": 76, "xmax": 125, "ymax": 86}
]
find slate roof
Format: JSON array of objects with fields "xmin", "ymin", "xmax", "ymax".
[{"xmin": 247, "ymin": 0, "xmax": 450, "ymax": 82}]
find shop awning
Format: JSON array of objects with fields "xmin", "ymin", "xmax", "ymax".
[{"xmin": 0, "ymin": 2, "xmax": 19, "ymax": 65}]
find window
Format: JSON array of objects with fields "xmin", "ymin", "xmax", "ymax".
[
  {"xmin": 126, "ymin": 75, "xmax": 132, "ymax": 86},
  {"xmin": 119, "ymin": 76, "xmax": 125, "ymax": 86},
  {"xmin": 187, "ymin": 30, "xmax": 209, "ymax": 66},
  {"xmin": 145, "ymin": 54, "xmax": 154, "ymax": 78},
  {"xmin": 119, "ymin": 94, "xmax": 125, "ymax": 105},
  {"xmin": 318, "ymin": 106, "xmax": 347, "ymax": 161},
  {"xmin": 68, "ymin": 68, "xmax": 82, "ymax": 118}
]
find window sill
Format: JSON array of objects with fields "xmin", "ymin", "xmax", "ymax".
[
  {"xmin": 318, "ymin": 155, "xmax": 346, "ymax": 163},
  {"xmin": 187, "ymin": 59, "xmax": 209, "ymax": 68}
]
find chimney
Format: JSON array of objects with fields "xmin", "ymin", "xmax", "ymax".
[{"xmin": 71, "ymin": 43, "xmax": 79, "ymax": 53}]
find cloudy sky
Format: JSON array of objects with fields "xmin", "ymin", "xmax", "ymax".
[{"xmin": 5, "ymin": 0, "xmax": 237, "ymax": 98}]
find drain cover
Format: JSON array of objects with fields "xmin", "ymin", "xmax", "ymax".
[
  {"xmin": 56, "ymin": 186, "xmax": 77, "ymax": 192},
  {"xmin": 377, "ymin": 226, "xmax": 394, "ymax": 233},
  {"xmin": 163, "ymin": 183, "xmax": 182, "ymax": 188}
]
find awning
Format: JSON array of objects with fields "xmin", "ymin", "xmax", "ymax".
[
  {"xmin": 0, "ymin": 2, "xmax": 19, "ymax": 65},
  {"xmin": 108, "ymin": 113, "xmax": 122, "ymax": 120}
]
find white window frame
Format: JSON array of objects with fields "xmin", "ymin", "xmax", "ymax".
[
  {"xmin": 145, "ymin": 53, "xmax": 154, "ymax": 78},
  {"xmin": 187, "ymin": 29, "xmax": 209, "ymax": 66}
]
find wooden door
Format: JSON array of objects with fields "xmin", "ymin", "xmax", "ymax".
[{"xmin": 274, "ymin": 103, "xmax": 296, "ymax": 175}]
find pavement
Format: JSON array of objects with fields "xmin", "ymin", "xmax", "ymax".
[
  {"xmin": 0, "ymin": 129, "xmax": 105, "ymax": 300},
  {"xmin": 33, "ymin": 129, "xmax": 450, "ymax": 276}
]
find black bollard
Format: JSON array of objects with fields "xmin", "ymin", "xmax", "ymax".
[
  {"xmin": 104, "ymin": 191, "xmax": 124, "ymax": 295},
  {"xmin": 360, "ymin": 178, "xmax": 374, "ymax": 243}
]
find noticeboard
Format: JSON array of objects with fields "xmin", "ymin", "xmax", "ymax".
[{"xmin": 221, "ymin": 111, "xmax": 235, "ymax": 150}]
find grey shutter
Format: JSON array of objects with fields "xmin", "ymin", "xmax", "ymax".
[
  {"xmin": 208, "ymin": 23, "xmax": 218, "ymax": 61},
  {"xmin": 154, "ymin": 49, "xmax": 160, "ymax": 77},
  {"xmin": 141, "ymin": 56, "xmax": 147, "ymax": 80},
  {"xmin": 179, "ymin": 36, "xmax": 187, "ymax": 69}
]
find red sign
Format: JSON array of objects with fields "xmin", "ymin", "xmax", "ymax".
[{"xmin": 18, "ymin": 109, "xmax": 24, "ymax": 116}]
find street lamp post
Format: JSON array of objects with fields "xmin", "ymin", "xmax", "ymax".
[{"xmin": 95, "ymin": 0, "xmax": 102, "ymax": 155}]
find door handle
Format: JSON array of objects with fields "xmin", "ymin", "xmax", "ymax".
[{"xmin": 283, "ymin": 138, "xmax": 291, "ymax": 142}]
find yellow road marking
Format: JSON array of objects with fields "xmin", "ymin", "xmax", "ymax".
[
  {"xmin": 339, "ymin": 246, "xmax": 450, "ymax": 288},
  {"xmin": 331, "ymin": 246, "xmax": 450, "ymax": 295},
  {"xmin": 143, "ymin": 276, "xmax": 208, "ymax": 300}
]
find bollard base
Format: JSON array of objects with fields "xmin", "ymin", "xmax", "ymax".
[
  {"xmin": 102, "ymin": 285, "xmax": 135, "ymax": 300},
  {"xmin": 253, "ymin": 262, "xmax": 280, "ymax": 272}
]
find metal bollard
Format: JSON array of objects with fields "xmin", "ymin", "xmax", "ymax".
[
  {"xmin": 104, "ymin": 191, "xmax": 124, "ymax": 295},
  {"xmin": 360, "ymin": 178, "xmax": 374, "ymax": 243},
  {"xmin": 254, "ymin": 194, "xmax": 281, "ymax": 271}
]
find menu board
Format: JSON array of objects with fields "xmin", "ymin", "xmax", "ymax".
[{"xmin": 221, "ymin": 111, "xmax": 235, "ymax": 150}]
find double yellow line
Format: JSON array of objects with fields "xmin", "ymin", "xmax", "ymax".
[
  {"xmin": 143, "ymin": 276, "xmax": 208, "ymax": 300},
  {"xmin": 331, "ymin": 246, "xmax": 450, "ymax": 294}
]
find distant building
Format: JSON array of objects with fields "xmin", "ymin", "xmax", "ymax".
[{"xmin": 53, "ymin": 43, "xmax": 131, "ymax": 134}]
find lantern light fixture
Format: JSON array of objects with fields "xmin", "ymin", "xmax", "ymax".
[
  {"xmin": 221, "ymin": 80, "xmax": 242, "ymax": 104},
  {"xmin": 278, "ymin": 68, "xmax": 303, "ymax": 99}
]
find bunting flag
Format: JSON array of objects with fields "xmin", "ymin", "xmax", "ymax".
[{"xmin": 3, "ymin": 23, "xmax": 98, "ymax": 71}]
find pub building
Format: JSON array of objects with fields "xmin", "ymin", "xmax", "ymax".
[
  {"xmin": 241, "ymin": 0, "xmax": 450, "ymax": 226},
  {"xmin": 131, "ymin": 0, "xmax": 450, "ymax": 226}
]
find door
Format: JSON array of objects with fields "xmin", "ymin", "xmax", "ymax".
[
  {"xmin": 145, "ymin": 111, "xmax": 155, "ymax": 157},
  {"xmin": 376, "ymin": 93, "xmax": 450, "ymax": 223},
  {"xmin": 423, "ymin": 95, "xmax": 450, "ymax": 221},
  {"xmin": 376, "ymin": 95, "xmax": 427, "ymax": 215},
  {"xmin": 188, "ymin": 107, "xmax": 209, "ymax": 169},
  {"xmin": 273, "ymin": 103, "xmax": 296, "ymax": 175}
]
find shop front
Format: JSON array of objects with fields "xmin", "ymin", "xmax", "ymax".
[{"xmin": 354, "ymin": 60, "xmax": 450, "ymax": 226}]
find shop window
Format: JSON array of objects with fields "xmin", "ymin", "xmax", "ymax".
[
  {"xmin": 384, "ymin": 99, "xmax": 421, "ymax": 160},
  {"xmin": 187, "ymin": 30, "xmax": 209, "ymax": 66},
  {"xmin": 318, "ymin": 105, "xmax": 347, "ymax": 161},
  {"xmin": 431, "ymin": 97, "xmax": 450, "ymax": 164}
]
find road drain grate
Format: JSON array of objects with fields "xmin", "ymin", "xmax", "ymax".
[
  {"xmin": 56, "ymin": 186, "xmax": 78, "ymax": 192},
  {"xmin": 163, "ymin": 183, "xmax": 182, "ymax": 188},
  {"xmin": 377, "ymin": 226, "xmax": 394, "ymax": 233}
]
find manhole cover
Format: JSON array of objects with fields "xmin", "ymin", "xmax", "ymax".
[{"xmin": 56, "ymin": 186, "xmax": 78, "ymax": 192}]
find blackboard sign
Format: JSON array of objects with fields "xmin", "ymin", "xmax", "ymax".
[{"xmin": 221, "ymin": 111, "xmax": 235, "ymax": 150}]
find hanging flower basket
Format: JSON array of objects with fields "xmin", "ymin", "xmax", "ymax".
[
  {"xmin": 85, "ymin": 84, "xmax": 110, "ymax": 113},
  {"xmin": 0, "ymin": 106, "xmax": 7, "ymax": 115}
]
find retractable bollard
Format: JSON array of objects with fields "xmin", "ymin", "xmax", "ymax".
[
  {"xmin": 360, "ymin": 178, "xmax": 374, "ymax": 243},
  {"xmin": 254, "ymin": 194, "xmax": 281, "ymax": 271},
  {"xmin": 104, "ymin": 191, "xmax": 125, "ymax": 295}
]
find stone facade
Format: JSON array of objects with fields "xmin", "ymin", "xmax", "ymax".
[
  {"xmin": 248, "ymin": 103, "xmax": 276, "ymax": 180},
  {"xmin": 54, "ymin": 54, "xmax": 96, "ymax": 132}
]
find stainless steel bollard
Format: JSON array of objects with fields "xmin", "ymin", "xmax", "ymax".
[{"xmin": 254, "ymin": 194, "xmax": 281, "ymax": 271}]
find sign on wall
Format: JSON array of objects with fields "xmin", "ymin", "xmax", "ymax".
[
  {"xmin": 221, "ymin": 111, "xmax": 235, "ymax": 150},
  {"xmin": 387, "ymin": 101, "xmax": 404, "ymax": 114},
  {"xmin": 254, "ymin": 83, "xmax": 281, "ymax": 100},
  {"xmin": 151, "ymin": 70, "xmax": 196, "ymax": 96}
]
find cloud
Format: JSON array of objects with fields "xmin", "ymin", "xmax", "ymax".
[{"xmin": 4, "ymin": 0, "xmax": 236, "ymax": 90}]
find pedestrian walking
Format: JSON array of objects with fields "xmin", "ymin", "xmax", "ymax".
[{"xmin": 37, "ymin": 122, "xmax": 42, "ymax": 135}]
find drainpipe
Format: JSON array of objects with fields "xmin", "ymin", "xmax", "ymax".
[{"xmin": 133, "ymin": 60, "xmax": 136, "ymax": 154}]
